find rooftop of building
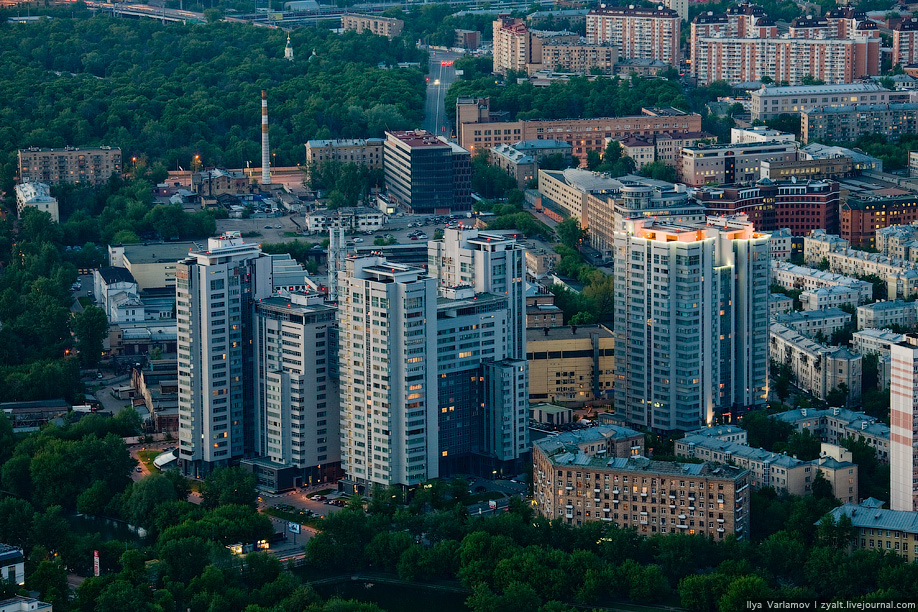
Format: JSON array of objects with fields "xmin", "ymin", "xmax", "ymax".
[
  {"xmin": 801, "ymin": 143, "xmax": 881, "ymax": 165},
  {"xmin": 526, "ymin": 323, "xmax": 614, "ymax": 341},
  {"xmin": 19, "ymin": 145, "xmax": 120, "ymax": 153},
  {"xmin": 679, "ymin": 435, "xmax": 809, "ymax": 469},
  {"xmin": 804, "ymin": 102, "xmax": 918, "ymax": 115},
  {"xmin": 535, "ymin": 426, "xmax": 643, "ymax": 456},
  {"xmin": 0, "ymin": 597, "xmax": 52, "ymax": 611},
  {"xmin": 827, "ymin": 501, "xmax": 918, "ymax": 534},
  {"xmin": 773, "ymin": 307, "xmax": 851, "ymax": 323},
  {"xmin": 97, "ymin": 266, "xmax": 137, "ymax": 285},
  {"xmin": 771, "ymin": 260, "xmax": 868, "ymax": 285},
  {"xmin": 771, "ymin": 406, "xmax": 887, "ymax": 437},
  {"xmin": 683, "ymin": 140, "xmax": 798, "ymax": 152},
  {"xmin": 540, "ymin": 168, "xmax": 625, "ymax": 193},
  {"xmin": 790, "ymin": 14, "xmax": 829, "ymax": 27},
  {"xmin": 853, "ymin": 328, "xmax": 906, "ymax": 342},
  {"xmin": 306, "ymin": 138, "xmax": 384, "ymax": 148},
  {"xmin": 513, "ymin": 139, "xmax": 572, "ymax": 151},
  {"xmin": 858, "ymin": 299, "xmax": 918, "ymax": 311},
  {"xmin": 344, "ymin": 13, "xmax": 401, "ymax": 22},
  {"xmin": 686, "ymin": 425, "xmax": 746, "ymax": 438},
  {"xmin": 530, "ymin": 403, "xmax": 573, "ymax": 415},
  {"xmin": 15, "ymin": 182, "xmax": 56, "ymax": 202},
  {"xmin": 386, "ymin": 129, "xmax": 451, "ymax": 149},
  {"xmin": 800, "ymin": 285, "xmax": 860, "ymax": 296},
  {"xmin": 256, "ymin": 293, "xmax": 334, "ymax": 313},
  {"xmin": 752, "ymin": 82, "xmax": 887, "ymax": 97},
  {"xmin": 895, "ymin": 16, "xmax": 918, "ymax": 30},
  {"xmin": 769, "ymin": 322, "xmax": 860, "ymax": 359},
  {"xmin": 771, "ymin": 293, "xmax": 794, "ymax": 301},
  {"xmin": 119, "ymin": 241, "xmax": 200, "ymax": 264},
  {"xmin": 436, "ymin": 291, "xmax": 506, "ymax": 310},
  {"xmin": 587, "ymin": 4, "xmax": 678, "ymax": 17},
  {"xmin": 307, "ymin": 206, "xmax": 381, "ymax": 217},
  {"xmin": 545, "ymin": 451, "xmax": 749, "ymax": 479},
  {"xmin": 0, "ymin": 543, "xmax": 24, "ymax": 564}
]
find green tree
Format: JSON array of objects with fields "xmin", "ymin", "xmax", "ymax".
[
  {"xmin": 200, "ymin": 466, "xmax": 257, "ymax": 509},
  {"xmin": 72, "ymin": 305, "xmax": 108, "ymax": 368},
  {"xmin": 555, "ymin": 218, "xmax": 585, "ymax": 250}
]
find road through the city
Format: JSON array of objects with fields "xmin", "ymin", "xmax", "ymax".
[{"xmin": 422, "ymin": 48, "xmax": 464, "ymax": 137}]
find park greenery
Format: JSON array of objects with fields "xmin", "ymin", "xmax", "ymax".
[{"xmin": 0, "ymin": 12, "xmax": 426, "ymax": 191}]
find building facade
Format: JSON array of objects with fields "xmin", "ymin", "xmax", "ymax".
[
  {"xmin": 340, "ymin": 14, "xmax": 404, "ymax": 38},
  {"xmin": 455, "ymin": 97, "xmax": 702, "ymax": 160},
  {"xmin": 533, "ymin": 430, "xmax": 751, "ymax": 538},
  {"xmin": 890, "ymin": 334, "xmax": 918, "ymax": 511},
  {"xmin": 769, "ymin": 323, "xmax": 862, "ymax": 403},
  {"xmin": 14, "ymin": 182, "xmax": 58, "ymax": 222},
  {"xmin": 176, "ymin": 232, "xmax": 274, "ymax": 478},
  {"xmin": 773, "ymin": 407, "xmax": 890, "ymax": 463},
  {"xmin": 826, "ymin": 500, "xmax": 918, "ymax": 562},
  {"xmin": 680, "ymin": 141, "xmax": 799, "ymax": 187},
  {"xmin": 694, "ymin": 179, "xmax": 840, "ymax": 235},
  {"xmin": 338, "ymin": 257, "xmax": 438, "ymax": 489},
  {"xmin": 802, "ymin": 103, "xmax": 918, "ymax": 144},
  {"xmin": 18, "ymin": 145, "xmax": 121, "ymax": 186},
  {"xmin": 526, "ymin": 324, "xmax": 614, "ymax": 403},
  {"xmin": 585, "ymin": 5, "xmax": 680, "ymax": 65},
  {"xmin": 749, "ymin": 82, "xmax": 891, "ymax": 121},
  {"xmin": 842, "ymin": 194, "xmax": 918, "ymax": 248},
  {"xmin": 857, "ymin": 300, "xmax": 918, "ymax": 330},
  {"xmin": 304, "ymin": 138, "xmax": 384, "ymax": 179},
  {"xmin": 246, "ymin": 292, "xmax": 341, "ymax": 491},
  {"xmin": 893, "ymin": 17, "xmax": 918, "ymax": 66},
  {"xmin": 614, "ymin": 218, "xmax": 771, "ymax": 432},
  {"xmin": 383, "ymin": 130, "xmax": 471, "ymax": 214},
  {"xmin": 771, "ymin": 261, "xmax": 874, "ymax": 303}
]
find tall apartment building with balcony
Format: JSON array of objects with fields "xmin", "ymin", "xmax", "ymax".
[
  {"xmin": 614, "ymin": 217, "xmax": 770, "ymax": 432},
  {"xmin": 245, "ymin": 292, "xmax": 341, "ymax": 492},
  {"xmin": 18, "ymin": 145, "xmax": 121, "ymax": 186},
  {"xmin": 337, "ymin": 257, "xmax": 438, "ymax": 489},
  {"xmin": 492, "ymin": 16, "xmax": 617, "ymax": 76},
  {"xmin": 586, "ymin": 5, "xmax": 680, "ymax": 65},
  {"xmin": 690, "ymin": 5, "xmax": 880, "ymax": 86},
  {"xmin": 890, "ymin": 334, "xmax": 918, "ymax": 512},
  {"xmin": 894, "ymin": 18, "xmax": 918, "ymax": 66},
  {"xmin": 176, "ymin": 232, "xmax": 274, "ymax": 478}
]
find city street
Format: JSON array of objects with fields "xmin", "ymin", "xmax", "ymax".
[{"xmin": 422, "ymin": 48, "xmax": 464, "ymax": 137}]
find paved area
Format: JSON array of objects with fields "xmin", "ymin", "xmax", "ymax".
[{"xmin": 422, "ymin": 48, "xmax": 464, "ymax": 137}]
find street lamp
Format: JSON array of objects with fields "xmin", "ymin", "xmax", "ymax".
[
  {"xmin": 132, "ymin": 156, "xmax": 137, "ymax": 174},
  {"xmin": 193, "ymin": 154, "xmax": 200, "ymax": 173}
]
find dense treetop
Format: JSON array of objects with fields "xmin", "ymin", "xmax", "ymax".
[{"xmin": 0, "ymin": 14, "xmax": 426, "ymax": 189}]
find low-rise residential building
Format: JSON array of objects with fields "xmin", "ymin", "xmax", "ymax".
[
  {"xmin": 108, "ymin": 241, "xmax": 198, "ymax": 292},
  {"xmin": 802, "ymin": 102, "xmax": 918, "ymax": 144},
  {"xmin": 803, "ymin": 143, "xmax": 883, "ymax": 173},
  {"xmin": 0, "ymin": 597, "xmax": 52, "ymax": 612},
  {"xmin": 799, "ymin": 286, "xmax": 864, "ymax": 311},
  {"xmin": 14, "ymin": 182, "xmax": 58, "ymax": 222},
  {"xmin": 876, "ymin": 224, "xmax": 918, "ymax": 261},
  {"xmin": 771, "ymin": 261, "xmax": 874, "ymax": 303},
  {"xmin": 490, "ymin": 140, "xmax": 572, "ymax": 188},
  {"xmin": 525, "ymin": 250, "xmax": 561, "ymax": 280},
  {"xmin": 852, "ymin": 328, "xmax": 907, "ymax": 356},
  {"xmin": 771, "ymin": 293, "xmax": 794, "ymax": 316},
  {"xmin": 534, "ymin": 428, "xmax": 750, "ymax": 538},
  {"xmin": 686, "ymin": 425, "xmax": 748, "ymax": 445},
  {"xmin": 825, "ymin": 248, "xmax": 918, "ymax": 300},
  {"xmin": 825, "ymin": 499, "xmax": 918, "ymax": 562},
  {"xmin": 770, "ymin": 228, "xmax": 793, "ymax": 261},
  {"xmin": 620, "ymin": 132, "xmax": 712, "ymax": 170},
  {"xmin": 694, "ymin": 179, "xmax": 840, "ymax": 236},
  {"xmin": 731, "ymin": 126, "xmax": 797, "ymax": 144},
  {"xmin": 526, "ymin": 324, "xmax": 614, "ymax": 403},
  {"xmin": 455, "ymin": 97, "xmax": 702, "ymax": 160},
  {"xmin": 191, "ymin": 169, "xmax": 250, "ymax": 196},
  {"xmin": 773, "ymin": 407, "xmax": 891, "ymax": 463},
  {"xmin": 534, "ymin": 425, "xmax": 645, "ymax": 457},
  {"xmin": 773, "ymin": 308, "xmax": 853, "ymax": 338},
  {"xmin": 680, "ymin": 141, "xmax": 799, "ymax": 187},
  {"xmin": 770, "ymin": 323, "xmax": 862, "ymax": 403},
  {"xmin": 803, "ymin": 229, "xmax": 850, "ymax": 266},
  {"xmin": 340, "ymin": 14, "xmax": 404, "ymax": 38},
  {"xmin": 759, "ymin": 156, "xmax": 855, "ymax": 182},
  {"xmin": 675, "ymin": 435, "xmax": 858, "ymax": 502},
  {"xmin": 750, "ymin": 83, "xmax": 892, "ymax": 121},
  {"xmin": 0, "ymin": 544, "xmax": 24, "ymax": 586},
  {"xmin": 857, "ymin": 299, "xmax": 918, "ymax": 330},
  {"xmin": 304, "ymin": 138, "xmax": 384, "ymax": 179},
  {"xmin": 305, "ymin": 207, "xmax": 385, "ymax": 233}
]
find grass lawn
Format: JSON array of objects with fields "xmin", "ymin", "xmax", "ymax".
[
  {"xmin": 263, "ymin": 507, "xmax": 323, "ymax": 529},
  {"xmin": 137, "ymin": 450, "xmax": 161, "ymax": 471},
  {"xmin": 283, "ymin": 231, "xmax": 300, "ymax": 238},
  {"xmin": 77, "ymin": 296, "xmax": 93, "ymax": 308}
]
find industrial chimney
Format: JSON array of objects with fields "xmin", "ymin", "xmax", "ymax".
[{"xmin": 261, "ymin": 90, "xmax": 271, "ymax": 185}]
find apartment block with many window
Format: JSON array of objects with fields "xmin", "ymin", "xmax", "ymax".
[
  {"xmin": 534, "ymin": 429, "xmax": 750, "ymax": 538},
  {"xmin": 586, "ymin": 5, "xmax": 680, "ymax": 65},
  {"xmin": 18, "ymin": 145, "xmax": 121, "ymax": 186}
]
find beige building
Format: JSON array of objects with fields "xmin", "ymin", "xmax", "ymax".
[
  {"xmin": 771, "ymin": 261, "xmax": 873, "ymax": 303},
  {"xmin": 490, "ymin": 140, "xmax": 571, "ymax": 188},
  {"xmin": 826, "ymin": 499, "xmax": 918, "ymax": 562},
  {"xmin": 526, "ymin": 324, "xmax": 614, "ymax": 403},
  {"xmin": 676, "ymin": 435, "xmax": 858, "ymax": 502},
  {"xmin": 14, "ymin": 182, "xmax": 59, "ymax": 222},
  {"xmin": 773, "ymin": 406, "xmax": 891, "ymax": 463},
  {"xmin": 108, "ymin": 242, "xmax": 198, "ymax": 291},
  {"xmin": 770, "ymin": 322, "xmax": 862, "ymax": 403},
  {"xmin": 825, "ymin": 248, "xmax": 918, "ymax": 300},
  {"xmin": 773, "ymin": 308, "xmax": 853, "ymax": 339},
  {"xmin": 534, "ymin": 429, "xmax": 751, "ymax": 538},
  {"xmin": 750, "ymin": 83, "xmax": 891, "ymax": 121},
  {"xmin": 304, "ymin": 138, "xmax": 384, "ymax": 179},
  {"xmin": 492, "ymin": 17, "xmax": 617, "ymax": 75},
  {"xmin": 799, "ymin": 286, "xmax": 863, "ymax": 311},
  {"xmin": 679, "ymin": 141, "xmax": 798, "ymax": 187},
  {"xmin": 585, "ymin": 5, "xmax": 680, "ymax": 65},
  {"xmin": 802, "ymin": 103, "xmax": 918, "ymax": 144},
  {"xmin": 18, "ymin": 145, "xmax": 121, "ymax": 186},
  {"xmin": 340, "ymin": 14, "xmax": 403, "ymax": 38},
  {"xmin": 856, "ymin": 300, "xmax": 918, "ymax": 330},
  {"xmin": 455, "ymin": 97, "xmax": 701, "ymax": 160},
  {"xmin": 803, "ymin": 229, "xmax": 850, "ymax": 265}
]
